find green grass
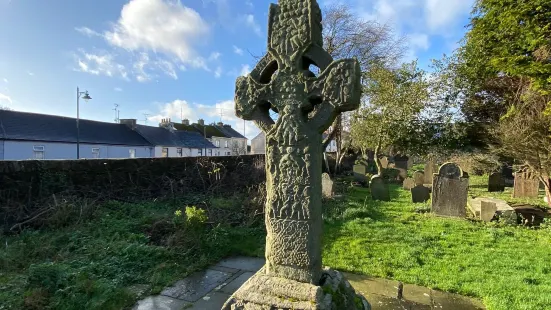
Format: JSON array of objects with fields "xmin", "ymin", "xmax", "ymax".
[
  {"xmin": 322, "ymin": 175, "xmax": 551, "ymax": 310},
  {"xmin": 0, "ymin": 198, "xmax": 264, "ymax": 310}
]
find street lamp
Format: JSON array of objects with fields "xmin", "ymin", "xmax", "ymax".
[{"xmin": 76, "ymin": 87, "xmax": 92, "ymax": 159}]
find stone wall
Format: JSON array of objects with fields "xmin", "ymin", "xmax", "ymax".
[{"xmin": 0, "ymin": 155, "xmax": 265, "ymax": 228}]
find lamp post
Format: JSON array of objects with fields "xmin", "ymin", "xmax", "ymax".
[{"xmin": 76, "ymin": 87, "xmax": 92, "ymax": 159}]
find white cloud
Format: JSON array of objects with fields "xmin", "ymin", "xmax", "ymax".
[
  {"xmin": 240, "ymin": 64, "xmax": 251, "ymax": 76},
  {"xmin": 104, "ymin": 0, "xmax": 209, "ymax": 65},
  {"xmin": 2, "ymin": 78, "xmax": 7, "ymax": 83},
  {"xmin": 214, "ymin": 66, "xmax": 223, "ymax": 78},
  {"xmin": 233, "ymin": 45, "xmax": 243, "ymax": 56},
  {"xmin": 408, "ymin": 33, "xmax": 430, "ymax": 50},
  {"xmin": 27, "ymin": 71, "xmax": 34, "ymax": 76},
  {"xmin": 114, "ymin": 87, "xmax": 123, "ymax": 92},
  {"xmin": 242, "ymin": 14, "xmax": 261, "ymax": 36},
  {"xmin": 0, "ymin": 92, "xmax": 12, "ymax": 104},
  {"xmin": 209, "ymin": 52, "xmax": 221, "ymax": 61},
  {"xmin": 74, "ymin": 49, "xmax": 129, "ymax": 80},
  {"xmin": 424, "ymin": 0, "xmax": 473, "ymax": 31},
  {"xmin": 75, "ymin": 26, "xmax": 101, "ymax": 37}
]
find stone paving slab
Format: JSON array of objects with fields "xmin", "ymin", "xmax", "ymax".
[
  {"xmin": 215, "ymin": 256, "xmax": 264, "ymax": 272},
  {"xmin": 132, "ymin": 295, "xmax": 190, "ymax": 310},
  {"xmin": 160, "ymin": 269, "xmax": 233, "ymax": 302},
  {"xmin": 219, "ymin": 271, "xmax": 254, "ymax": 295},
  {"xmin": 188, "ymin": 291, "xmax": 231, "ymax": 310}
]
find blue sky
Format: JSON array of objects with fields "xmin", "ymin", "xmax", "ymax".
[{"xmin": 0, "ymin": 0, "xmax": 473, "ymax": 140}]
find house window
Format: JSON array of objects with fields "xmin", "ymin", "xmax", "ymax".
[
  {"xmin": 226, "ymin": 151, "xmax": 231, "ymax": 156},
  {"xmin": 225, "ymin": 141, "xmax": 229, "ymax": 148},
  {"xmin": 162, "ymin": 148, "xmax": 169, "ymax": 157},
  {"xmin": 33, "ymin": 146, "xmax": 44, "ymax": 160},
  {"xmin": 177, "ymin": 148, "xmax": 182, "ymax": 157},
  {"xmin": 92, "ymin": 148, "xmax": 100, "ymax": 159},
  {"xmin": 129, "ymin": 149, "xmax": 136, "ymax": 158},
  {"xmin": 198, "ymin": 149, "xmax": 202, "ymax": 156}
]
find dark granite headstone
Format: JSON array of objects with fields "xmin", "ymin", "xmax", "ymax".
[
  {"xmin": 488, "ymin": 172, "xmax": 505, "ymax": 192},
  {"xmin": 371, "ymin": 175, "xmax": 390, "ymax": 201},
  {"xmin": 431, "ymin": 162, "xmax": 468, "ymax": 218},
  {"xmin": 411, "ymin": 170, "xmax": 430, "ymax": 203}
]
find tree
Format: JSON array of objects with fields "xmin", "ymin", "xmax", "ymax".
[{"xmin": 350, "ymin": 61, "xmax": 430, "ymax": 175}]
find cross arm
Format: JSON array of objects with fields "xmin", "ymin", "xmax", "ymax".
[
  {"xmin": 235, "ymin": 75, "xmax": 275, "ymax": 133},
  {"xmin": 306, "ymin": 58, "xmax": 362, "ymax": 133}
]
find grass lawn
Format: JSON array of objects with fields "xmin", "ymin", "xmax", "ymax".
[{"xmin": 322, "ymin": 174, "xmax": 551, "ymax": 310}]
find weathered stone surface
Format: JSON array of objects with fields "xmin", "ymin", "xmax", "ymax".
[
  {"xmin": 371, "ymin": 175, "xmax": 390, "ymax": 201},
  {"xmin": 402, "ymin": 178, "xmax": 415, "ymax": 191},
  {"xmin": 229, "ymin": 0, "xmax": 367, "ymax": 308},
  {"xmin": 488, "ymin": 172, "xmax": 505, "ymax": 192},
  {"xmin": 220, "ymin": 272, "xmax": 256, "ymax": 295},
  {"xmin": 353, "ymin": 164, "xmax": 368, "ymax": 184},
  {"xmin": 480, "ymin": 201, "xmax": 498, "ymax": 222},
  {"xmin": 132, "ymin": 295, "xmax": 190, "ymax": 310},
  {"xmin": 380, "ymin": 156, "xmax": 389, "ymax": 169},
  {"xmin": 161, "ymin": 269, "xmax": 232, "ymax": 302},
  {"xmin": 512, "ymin": 168, "xmax": 540, "ymax": 198},
  {"xmin": 468, "ymin": 197, "xmax": 516, "ymax": 223},
  {"xmin": 431, "ymin": 163, "xmax": 468, "ymax": 218},
  {"xmin": 222, "ymin": 267, "xmax": 369, "ymax": 310},
  {"xmin": 423, "ymin": 159, "xmax": 437, "ymax": 184},
  {"xmin": 411, "ymin": 185, "xmax": 431, "ymax": 203},
  {"xmin": 216, "ymin": 257, "xmax": 265, "ymax": 273},
  {"xmin": 413, "ymin": 170, "xmax": 425, "ymax": 186},
  {"xmin": 321, "ymin": 173, "xmax": 334, "ymax": 198}
]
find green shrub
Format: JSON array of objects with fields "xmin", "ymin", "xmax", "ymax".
[{"xmin": 27, "ymin": 262, "xmax": 70, "ymax": 294}]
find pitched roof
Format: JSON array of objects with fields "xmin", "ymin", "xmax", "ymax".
[
  {"xmin": 134, "ymin": 125, "xmax": 217, "ymax": 148},
  {"xmin": 216, "ymin": 125, "xmax": 247, "ymax": 139},
  {"xmin": 173, "ymin": 123, "xmax": 227, "ymax": 138},
  {"xmin": 0, "ymin": 110, "xmax": 151, "ymax": 146},
  {"xmin": 174, "ymin": 131, "xmax": 217, "ymax": 148}
]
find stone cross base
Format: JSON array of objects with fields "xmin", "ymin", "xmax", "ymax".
[{"xmin": 222, "ymin": 267, "xmax": 370, "ymax": 310}]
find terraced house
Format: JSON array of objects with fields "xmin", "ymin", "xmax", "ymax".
[{"xmin": 173, "ymin": 119, "xmax": 248, "ymax": 156}]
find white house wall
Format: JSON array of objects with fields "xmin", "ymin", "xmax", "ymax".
[{"xmin": 2, "ymin": 140, "xmax": 152, "ymax": 160}]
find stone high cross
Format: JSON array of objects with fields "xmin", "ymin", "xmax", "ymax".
[{"xmin": 235, "ymin": 0, "xmax": 361, "ymax": 285}]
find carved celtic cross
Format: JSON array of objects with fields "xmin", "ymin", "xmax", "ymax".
[{"xmin": 235, "ymin": 0, "xmax": 361, "ymax": 284}]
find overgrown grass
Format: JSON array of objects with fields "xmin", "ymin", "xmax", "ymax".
[
  {"xmin": 0, "ymin": 196, "xmax": 264, "ymax": 310},
  {"xmin": 322, "ymin": 175, "xmax": 551, "ymax": 310}
]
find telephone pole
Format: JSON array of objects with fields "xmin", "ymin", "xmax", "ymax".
[{"xmin": 113, "ymin": 104, "xmax": 120, "ymax": 123}]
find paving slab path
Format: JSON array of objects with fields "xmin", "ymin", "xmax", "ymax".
[{"xmin": 132, "ymin": 257, "xmax": 485, "ymax": 310}]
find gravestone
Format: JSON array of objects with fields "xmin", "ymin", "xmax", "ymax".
[
  {"xmin": 393, "ymin": 155, "xmax": 409, "ymax": 171},
  {"xmin": 223, "ymin": 0, "xmax": 369, "ymax": 309},
  {"xmin": 480, "ymin": 201, "xmax": 498, "ymax": 222},
  {"xmin": 411, "ymin": 170, "xmax": 430, "ymax": 203},
  {"xmin": 371, "ymin": 175, "xmax": 390, "ymax": 201},
  {"xmin": 407, "ymin": 157, "xmax": 414, "ymax": 169},
  {"xmin": 380, "ymin": 156, "xmax": 389, "ymax": 169},
  {"xmin": 512, "ymin": 168, "xmax": 539, "ymax": 198},
  {"xmin": 488, "ymin": 172, "xmax": 505, "ymax": 192},
  {"xmin": 431, "ymin": 163, "xmax": 469, "ymax": 218},
  {"xmin": 402, "ymin": 178, "xmax": 415, "ymax": 190},
  {"xmin": 321, "ymin": 173, "xmax": 334, "ymax": 198},
  {"xmin": 423, "ymin": 159, "xmax": 437, "ymax": 184},
  {"xmin": 353, "ymin": 164, "xmax": 368, "ymax": 184}
]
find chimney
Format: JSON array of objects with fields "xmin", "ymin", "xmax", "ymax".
[
  {"xmin": 217, "ymin": 122, "xmax": 223, "ymax": 127},
  {"xmin": 182, "ymin": 119, "xmax": 190, "ymax": 125},
  {"xmin": 198, "ymin": 119, "xmax": 205, "ymax": 126},
  {"xmin": 120, "ymin": 119, "xmax": 137, "ymax": 130}
]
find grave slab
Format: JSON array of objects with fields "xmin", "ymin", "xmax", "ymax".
[
  {"xmin": 219, "ymin": 271, "xmax": 255, "ymax": 295},
  {"xmin": 160, "ymin": 269, "xmax": 232, "ymax": 302},
  {"xmin": 189, "ymin": 291, "xmax": 232, "ymax": 310},
  {"xmin": 215, "ymin": 256, "xmax": 264, "ymax": 272},
  {"xmin": 132, "ymin": 295, "xmax": 190, "ymax": 310},
  {"xmin": 468, "ymin": 197, "xmax": 515, "ymax": 222}
]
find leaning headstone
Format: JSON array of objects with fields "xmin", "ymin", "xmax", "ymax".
[
  {"xmin": 380, "ymin": 156, "xmax": 389, "ymax": 169},
  {"xmin": 403, "ymin": 178, "xmax": 415, "ymax": 191},
  {"xmin": 353, "ymin": 164, "xmax": 368, "ymax": 184},
  {"xmin": 468, "ymin": 197, "xmax": 516, "ymax": 224},
  {"xmin": 223, "ymin": 0, "xmax": 369, "ymax": 308},
  {"xmin": 431, "ymin": 162, "xmax": 469, "ymax": 218},
  {"xmin": 322, "ymin": 173, "xmax": 334, "ymax": 198},
  {"xmin": 480, "ymin": 201, "xmax": 498, "ymax": 222},
  {"xmin": 423, "ymin": 159, "xmax": 437, "ymax": 184},
  {"xmin": 411, "ymin": 171, "xmax": 430, "ymax": 203},
  {"xmin": 371, "ymin": 175, "xmax": 390, "ymax": 201},
  {"xmin": 512, "ymin": 168, "xmax": 539, "ymax": 198},
  {"xmin": 488, "ymin": 172, "xmax": 505, "ymax": 192}
]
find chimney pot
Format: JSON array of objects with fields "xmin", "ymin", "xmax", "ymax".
[
  {"xmin": 182, "ymin": 119, "xmax": 190, "ymax": 125},
  {"xmin": 217, "ymin": 122, "xmax": 223, "ymax": 127}
]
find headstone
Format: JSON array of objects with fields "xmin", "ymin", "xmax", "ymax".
[
  {"xmin": 411, "ymin": 170, "xmax": 430, "ymax": 203},
  {"xmin": 407, "ymin": 157, "xmax": 414, "ymax": 169},
  {"xmin": 353, "ymin": 164, "xmax": 368, "ymax": 184},
  {"xmin": 321, "ymin": 173, "xmax": 334, "ymax": 198},
  {"xmin": 396, "ymin": 168, "xmax": 407, "ymax": 180},
  {"xmin": 512, "ymin": 168, "xmax": 539, "ymax": 198},
  {"xmin": 423, "ymin": 159, "xmax": 437, "ymax": 184},
  {"xmin": 488, "ymin": 172, "xmax": 505, "ymax": 192},
  {"xmin": 371, "ymin": 175, "xmax": 390, "ymax": 201},
  {"xmin": 468, "ymin": 197, "xmax": 516, "ymax": 224},
  {"xmin": 380, "ymin": 156, "xmax": 389, "ymax": 169},
  {"xmin": 402, "ymin": 178, "xmax": 415, "ymax": 190},
  {"xmin": 480, "ymin": 201, "xmax": 498, "ymax": 222},
  {"xmin": 223, "ymin": 0, "xmax": 369, "ymax": 308},
  {"xmin": 393, "ymin": 155, "xmax": 409, "ymax": 170},
  {"xmin": 431, "ymin": 162, "xmax": 469, "ymax": 218}
]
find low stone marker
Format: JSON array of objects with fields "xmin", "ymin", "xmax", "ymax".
[
  {"xmin": 423, "ymin": 159, "xmax": 437, "ymax": 184},
  {"xmin": 411, "ymin": 171, "xmax": 430, "ymax": 203},
  {"xmin": 431, "ymin": 163, "xmax": 469, "ymax": 218},
  {"xmin": 353, "ymin": 164, "xmax": 368, "ymax": 184},
  {"xmin": 403, "ymin": 178, "xmax": 415, "ymax": 191},
  {"xmin": 512, "ymin": 168, "xmax": 540, "ymax": 198},
  {"xmin": 488, "ymin": 172, "xmax": 505, "ymax": 192},
  {"xmin": 322, "ymin": 173, "xmax": 334, "ymax": 198},
  {"xmin": 371, "ymin": 175, "xmax": 390, "ymax": 201},
  {"xmin": 468, "ymin": 197, "xmax": 516, "ymax": 223}
]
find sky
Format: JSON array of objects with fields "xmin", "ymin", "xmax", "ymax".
[{"xmin": 0, "ymin": 0, "xmax": 474, "ymax": 141}]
